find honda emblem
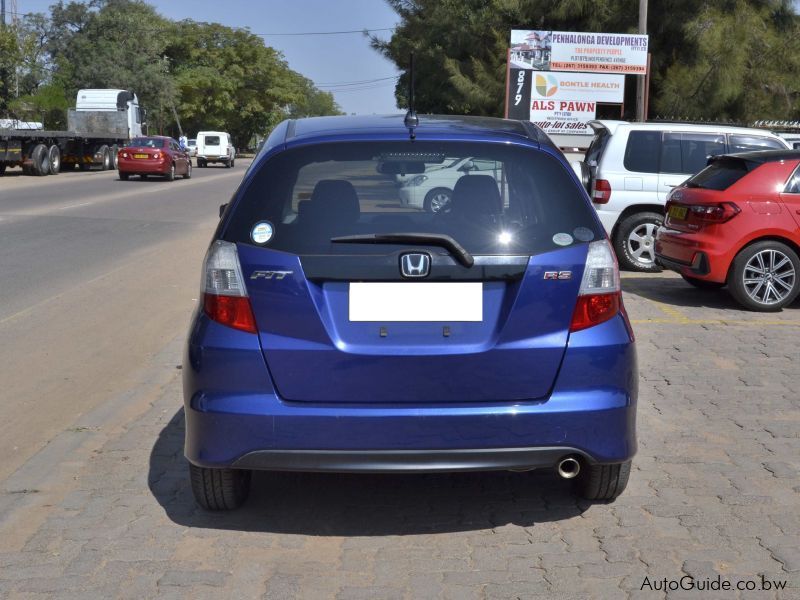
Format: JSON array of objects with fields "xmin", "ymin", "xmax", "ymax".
[{"xmin": 400, "ymin": 253, "xmax": 431, "ymax": 278}]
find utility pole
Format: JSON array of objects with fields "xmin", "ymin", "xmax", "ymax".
[
  {"xmin": 635, "ymin": 0, "xmax": 648, "ymax": 122},
  {"xmin": 1, "ymin": 0, "xmax": 7, "ymax": 113}
]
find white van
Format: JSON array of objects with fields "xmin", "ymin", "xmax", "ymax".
[
  {"xmin": 577, "ymin": 121, "xmax": 790, "ymax": 271},
  {"xmin": 196, "ymin": 131, "xmax": 235, "ymax": 168}
]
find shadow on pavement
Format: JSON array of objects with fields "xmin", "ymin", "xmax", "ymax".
[
  {"xmin": 623, "ymin": 276, "xmax": 744, "ymax": 310},
  {"xmin": 149, "ymin": 409, "xmax": 587, "ymax": 535}
]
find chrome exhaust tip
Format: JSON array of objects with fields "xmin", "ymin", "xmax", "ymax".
[{"xmin": 557, "ymin": 457, "xmax": 581, "ymax": 479}]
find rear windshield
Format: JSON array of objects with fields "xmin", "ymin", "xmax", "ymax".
[
  {"xmin": 685, "ymin": 157, "xmax": 756, "ymax": 191},
  {"xmin": 129, "ymin": 138, "xmax": 165, "ymax": 148},
  {"xmin": 203, "ymin": 136, "xmax": 221, "ymax": 146},
  {"xmin": 223, "ymin": 142, "xmax": 602, "ymax": 256}
]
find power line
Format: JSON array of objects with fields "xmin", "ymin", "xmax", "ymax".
[
  {"xmin": 315, "ymin": 76, "xmax": 399, "ymax": 88},
  {"xmin": 255, "ymin": 27, "xmax": 395, "ymax": 36}
]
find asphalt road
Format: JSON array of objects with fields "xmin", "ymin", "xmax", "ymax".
[{"xmin": 0, "ymin": 162, "xmax": 247, "ymax": 482}]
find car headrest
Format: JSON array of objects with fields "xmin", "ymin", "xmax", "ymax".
[
  {"xmin": 451, "ymin": 175, "xmax": 501, "ymax": 217},
  {"xmin": 309, "ymin": 179, "xmax": 360, "ymax": 223}
]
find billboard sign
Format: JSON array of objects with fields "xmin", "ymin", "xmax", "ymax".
[
  {"xmin": 510, "ymin": 30, "xmax": 648, "ymax": 75},
  {"xmin": 507, "ymin": 69, "xmax": 622, "ymax": 135},
  {"xmin": 530, "ymin": 100, "xmax": 596, "ymax": 135},
  {"xmin": 531, "ymin": 72, "xmax": 624, "ymax": 103}
]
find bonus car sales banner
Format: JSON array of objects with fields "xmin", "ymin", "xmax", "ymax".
[{"xmin": 510, "ymin": 30, "xmax": 648, "ymax": 74}]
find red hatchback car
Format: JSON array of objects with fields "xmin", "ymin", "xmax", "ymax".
[
  {"xmin": 118, "ymin": 136, "xmax": 192, "ymax": 181},
  {"xmin": 656, "ymin": 150, "xmax": 800, "ymax": 311}
]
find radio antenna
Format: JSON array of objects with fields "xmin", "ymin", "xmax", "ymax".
[{"xmin": 403, "ymin": 52, "xmax": 418, "ymax": 140}]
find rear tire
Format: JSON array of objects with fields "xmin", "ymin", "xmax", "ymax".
[
  {"xmin": 98, "ymin": 145, "xmax": 111, "ymax": 171},
  {"xmin": 614, "ymin": 212, "xmax": 663, "ymax": 272},
  {"xmin": 727, "ymin": 240, "xmax": 800, "ymax": 311},
  {"xmin": 681, "ymin": 275, "xmax": 724, "ymax": 289},
  {"xmin": 0, "ymin": 163, "xmax": 6, "ymax": 175},
  {"xmin": 576, "ymin": 461, "xmax": 631, "ymax": 501},
  {"xmin": 31, "ymin": 144, "xmax": 50, "ymax": 176},
  {"xmin": 230, "ymin": 157, "xmax": 235, "ymax": 168},
  {"xmin": 189, "ymin": 463, "xmax": 251, "ymax": 510},
  {"xmin": 198, "ymin": 159, "xmax": 206, "ymax": 168},
  {"xmin": 423, "ymin": 187, "xmax": 453, "ymax": 213},
  {"xmin": 48, "ymin": 145, "xmax": 61, "ymax": 175}
]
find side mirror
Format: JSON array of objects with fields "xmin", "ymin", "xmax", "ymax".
[
  {"xmin": 219, "ymin": 203, "xmax": 228, "ymax": 218},
  {"xmin": 458, "ymin": 160, "xmax": 475, "ymax": 172}
]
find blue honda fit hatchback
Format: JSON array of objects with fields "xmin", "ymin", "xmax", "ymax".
[{"xmin": 183, "ymin": 115, "xmax": 637, "ymax": 510}]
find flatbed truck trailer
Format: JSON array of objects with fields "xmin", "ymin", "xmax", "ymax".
[{"xmin": 0, "ymin": 89, "xmax": 145, "ymax": 176}]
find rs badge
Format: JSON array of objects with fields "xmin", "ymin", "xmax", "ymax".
[{"xmin": 543, "ymin": 271, "xmax": 572, "ymax": 280}]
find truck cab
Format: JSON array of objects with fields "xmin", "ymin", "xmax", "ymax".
[{"xmin": 73, "ymin": 89, "xmax": 145, "ymax": 138}]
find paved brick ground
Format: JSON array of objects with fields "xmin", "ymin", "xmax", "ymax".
[{"xmin": 0, "ymin": 272, "xmax": 798, "ymax": 599}]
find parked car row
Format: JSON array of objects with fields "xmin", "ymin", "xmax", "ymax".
[
  {"xmin": 573, "ymin": 120, "xmax": 790, "ymax": 272},
  {"xmin": 181, "ymin": 112, "xmax": 800, "ymax": 513}
]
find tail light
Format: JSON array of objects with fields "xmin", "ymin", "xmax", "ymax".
[
  {"xmin": 670, "ymin": 202, "xmax": 740, "ymax": 230},
  {"xmin": 201, "ymin": 241, "xmax": 257, "ymax": 333},
  {"xmin": 689, "ymin": 202, "xmax": 739, "ymax": 224},
  {"xmin": 570, "ymin": 240, "xmax": 621, "ymax": 332},
  {"xmin": 591, "ymin": 179, "xmax": 611, "ymax": 204}
]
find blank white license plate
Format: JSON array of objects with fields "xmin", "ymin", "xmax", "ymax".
[{"xmin": 349, "ymin": 282, "xmax": 483, "ymax": 322}]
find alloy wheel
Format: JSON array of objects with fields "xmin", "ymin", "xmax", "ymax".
[
  {"xmin": 429, "ymin": 192, "xmax": 451, "ymax": 213},
  {"xmin": 626, "ymin": 222, "xmax": 657, "ymax": 266},
  {"xmin": 742, "ymin": 249, "xmax": 796, "ymax": 306}
]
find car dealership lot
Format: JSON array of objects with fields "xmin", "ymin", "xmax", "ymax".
[{"xmin": 0, "ymin": 170, "xmax": 797, "ymax": 598}]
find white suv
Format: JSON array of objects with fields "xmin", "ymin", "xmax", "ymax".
[
  {"xmin": 578, "ymin": 121, "xmax": 790, "ymax": 271},
  {"xmin": 196, "ymin": 131, "xmax": 236, "ymax": 168}
]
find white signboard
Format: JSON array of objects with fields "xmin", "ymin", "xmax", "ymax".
[
  {"xmin": 531, "ymin": 72, "xmax": 624, "ymax": 103},
  {"xmin": 510, "ymin": 30, "xmax": 648, "ymax": 75},
  {"xmin": 530, "ymin": 99, "xmax": 596, "ymax": 135}
]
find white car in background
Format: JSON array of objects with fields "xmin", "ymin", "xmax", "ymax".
[
  {"xmin": 399, "ymin": 157, "xmax": 502, "ymax": 212},
  {"xmin": 196, "ymin": 131, "xmax": 235, "ymax": 168},
  {"xmin": 186, "ymin": 138, "xmax": 197, "ymax": 157}
]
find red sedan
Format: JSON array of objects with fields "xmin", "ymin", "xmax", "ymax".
[
  {"xmin": 656, "ymin": 150, "xmax": 800, "ymax": 311},
  {"xmin": 118, "ymin": 136, "xmax": 192, "ymax": 181}
]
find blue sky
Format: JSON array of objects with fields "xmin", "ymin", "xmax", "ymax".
[{"xmin": 15, "ymin": 0, "xmax": 403, "ymax": 114}]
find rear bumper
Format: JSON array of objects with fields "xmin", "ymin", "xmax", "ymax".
[
  {"xmin": 183, "ymin": 314, "xmax": 638, "ymax": 471},
  {"xmin": 655, "ymin": 226, "xmax": 728, "ymax": 281},
  {"xmin": 118, "ymin": 159, "xmax": 168, "ymax": 175},
  {"xmin": 232, "ymin": 447, "xmax": 595, "ymax": 473},
  {"xmin": 197, "ymin": 154, "xmax": 229, "ymax": 162}
]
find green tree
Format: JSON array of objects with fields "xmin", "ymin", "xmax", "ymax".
[
  {"xmin": 166, "ymin": 20, "xmax": 340, "ymax": 146},
  {"xmin": 47, "ymin": 0, "xmax": 176, "ymax": 129},
  {"xmin": 374, "ymin": 0, "xmax": 800, "ymax": 121},
  {"xmin": 0, "ymin": 25, "xmax": 22, "ymax": 113},
  {"xmin": 287, "ymin": 76, "xmax": 343, "ymax": 119},
  {"xmin": 8, "ymin": 82, "xmax": 71, "ymax": 129}
]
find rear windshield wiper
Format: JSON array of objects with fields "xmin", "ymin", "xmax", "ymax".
[{"xmin": 331, "ymin": 233, "xmax": 475, "ymax": 268}]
